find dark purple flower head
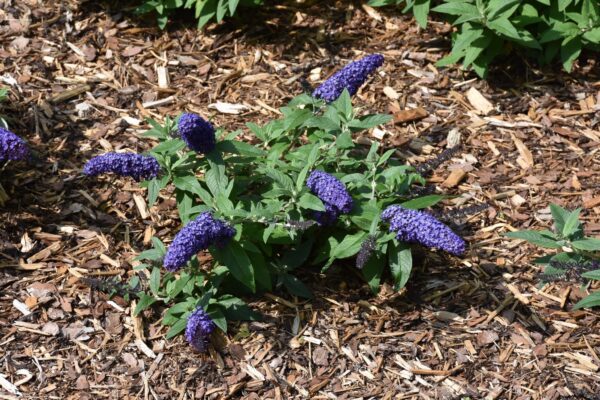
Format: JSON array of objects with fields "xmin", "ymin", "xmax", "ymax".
[
  {"xmin": 185, "ymin": 306, "xmax": 215, "ymax": 352},
  {"xmin": 381, "ymin": 205, "xmax": 466, "ymax": 256},
  {"xmin": 83, "ymin": 152, "xmax": 160, "ymax": 181},
  {"xmin": 177, "ymin": 113, "xmax": 216, "ymax": 154},
  {"xmin": 356, "ymin": 235, "xmax": 376, "ymax": 269},
  {"xmin": 313, "ymin": 54, "xmax": 384, "ymax": 102},
  {"xmin": 306, "ymin": 170, "xmax": 353, "ymax": 225},
  {"xmin": 0, "ymin": 128, "xmax": 29, "ymax": 163},
  {"xmin": 164, "ymin": 212, "xmax": 236, "ymax": 272}
]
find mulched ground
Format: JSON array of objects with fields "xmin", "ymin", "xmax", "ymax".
[{"xmin": 1, "ymin": 0, "xmax": 600, "ymax": 399}]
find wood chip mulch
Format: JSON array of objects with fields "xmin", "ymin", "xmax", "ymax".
[{"xmin": 1, "ymin": 1, "xmax": 599, "ymax": 399}]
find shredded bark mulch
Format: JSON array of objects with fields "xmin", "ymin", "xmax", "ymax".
[{"xmin": 1, "ymin": 1, "xmax": 599, "ymax": 399}]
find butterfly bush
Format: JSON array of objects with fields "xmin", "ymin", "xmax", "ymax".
[
  {"xmin": 185, "ymin": 306, "xmax": 215, "ymax": 352},
  {"xmin": 0, "ymin": 127, "xmax": 29, "ymax": 163},
  {"xmin": 164, "ymin": 212, "xmax": 236, "ymax": 272},
  {"xmin": 313, "ymin": 54, "xmax": 384, "ymax": 102},
  {"xmin": 121, "ymin": 50, "xmax": 478, "ymax": 350},
  {"xmin": 178, "ymin": 113, "xmax": 216, "ymax": 154},
  {"xmin": 306, "ymin": 170, "xmax": 353, "ymax": 224},
  {"xmin": 84, "ymin": 153, "xmax": 160, "ymax": 181},
  {"xmin": 381, "ymin": 205, "xmax": 466, "ymax": 256}
]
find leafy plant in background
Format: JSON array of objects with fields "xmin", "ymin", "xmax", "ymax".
[
  {"xmin": 370, "ymin": 0, "xmax": 600, "ymax": 77},
  {"xmin": 368, "ymin": 0, "xmax": 433, "ymax": 28},
  {"xmin": 0, "ymin": 87, "xmax": 8, "ymax": 129},
  {"xmin": 506, "ymin": 204, "xmax": 600, "ymax": 309},
  {"xmin": 136, "ymin": 0, "xmax": 264, "ymax": 29},
  {"xmin": 84, "ymin": 55, "xmax": 468, "ymax": 350}
]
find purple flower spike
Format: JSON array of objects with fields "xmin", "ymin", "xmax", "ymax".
[
  {"xmin": 185, "ymin": 306, "xmax": 215, "ymax": 352},
  {"xmin": 0, "ymin": 128, "xmax": 29, "ymax": 163},
  {"xmin": 83, "ymin": 152, "xmax": 160, "ymax": 181},
  {"xmin": 313, "ymin": 54, "xmax": 384, "ymax": 102},
  {"xmin": 164, "ymin": 212, "xmax": 236, "ymax": 272},
  {"xmin": 381, "ymin": 205, "xmax": 466, "ymax": 256},
  {"xmin": 178, "ymin": 113, "xmax": 216, "ymax": 154},
  {"xmin": 306, "ymin": 170, "xmax": 353, "ymax": 225}
]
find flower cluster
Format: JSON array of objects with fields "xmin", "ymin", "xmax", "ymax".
[
  {"xmin": 381, "ymin": 205, "xmax": 466, "ymax": 256},
  {"xmin": 164, "ymin": 212, "xmax": 236, "ymax": 272},
  {"xmin": 313, "ymin": 54, "xmax": 384, "ymax": 102},
  {"xmin": 185, "ymin": 306, "xmax": 215, "ymax": 352},
  {"xmin": 83, "ymin": 153, "xmax": 160, "ymax": 181},
  {"xmin": 177, "ymin": 113, "xmax": 216, "ymax": 154},
  {"xmin": 0, "ymin": 128, "xmax": 29, "ymax": 163},
  {"xmin": 356, "ymin": 235, "xmax": 376, "ymax": 270},
  {"xmin": 306, "ymin": 170, "xmax": 353, "ymax": 224}
]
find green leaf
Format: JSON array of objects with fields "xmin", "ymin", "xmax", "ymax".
[
  {"xmin": 206, "ymin": 306, "xmax": 227, "ymax": 332},
  {"xmin": 205, "ymin": 152, "xmax": 228, "ymax": 197},
  {"xmin": 331, "ymin": 232, "xmax": 368, "ymax": 260},
  {"xmin": 147, "ymin": 175, "xmax": 169, "ymax": 206},
  {"xmin": 173, "ymin": 175, "xmax": 213, "ymax": 206},
  {"xmin": 347, "ymin": 114, "xmax": 392, "ymax": 130},
  {"xmin": 151, "ymin": 138, "xmax": 186, "ymax": 154},
  {"xmin": 562, "ymin": 208, "xmax": 581, "ymax": 238},
  {"xmin": 412, "ymin": 0, "xmax": 431, "ymax": 28},
  {"xmin": 216, "ymin": 139, "xmax": 266, "ymax": 157},
  {"xmin": 165, "ymin": 316, "xmax": 188, "ymax": 339},
  {"xmin": 561, "ymin": 35, "xmax": 582, "ymax": 72},
  {"xmin": 571, "ymin": 238, "xmax": 600, "ymax": 251},
  {"xmin": 297, "ymin": 192, "xmax": 326, "ymax": 211},
  {"xmin": 432, "ymin": 2, "xmax": 479, "ymax": 16},
  {"xmin": 550, "ymin": 203, "xmax": 569, "ymax": 234},
  {"xmin": 281, "ymin": 273, "xmax": 313, "ymax": 298},
  {"xmin": 332, "ymin": 89, "xmax": 353, "ymax": 121},
  {"xmin": 166, "ymin": 273, "xmax": 193, "ymax": 299},
  {"xmin": 150, "ymin": 267, "xmax": 161, "ymax": 296},
  {"xmin": 505, "ymin": 230, "xmax": 561, "ymax": 248},
  {"xmin": 134, "ymin": 293, "xmax": 158, "ymax": 316},
  {"xmin": 388, "ymin": 242, "xmax": 412, "ymax": 290},
  {"xmin": 362, "ymin": 253, "xmax": 385, "ymax": 294},
  {"xmin": 264, "ymin": 167, "xmax": 295, "ymax": 191},
  {"xmin": 582, "ymin": 270, "xmax": 600, "ymax": 281},
  {"xmin": 486, "ymin": 18, "xmax": 523, "ymax": 42},
  {"xmin": 573, "ymin": 291, "xmax": 600, "ymax": 310},
  {"xmin": 401, "ymin": 195, "xmax": 445, "ymax": 209},
  {"xmin": 228, "ymin": 0, "xmax": 240, "ymax": 15},
  {"xmin": 583, "ymin": 27, "xmax": 600, "ymax": 43},
  {"xmin": 212, "ymin": 241, "xmax": 255, "ymax": 292}
]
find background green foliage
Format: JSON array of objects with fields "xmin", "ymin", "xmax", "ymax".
[
  {"xmin": 0, "ymin": 87, "xmax": 8, "ymax": 129},
  {"xmin": 370, "ymin": 0, "xmax": 600, "ymax": 76},
  {"xmin": 506, "ymin": 204, "xmax": 600, "ymax": 309},
  {"xmin": 136, "ymin": 0, "xmax": 264, "ymax": 29}
]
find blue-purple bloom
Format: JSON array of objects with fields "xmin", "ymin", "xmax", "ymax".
[
  {"xmin": 306, "ymin": 170, "xmax": 353, "ymax": 224},
  {"xmin": 381, "ymin": 205, "xmax": 466, "ymax": 256},
  {"xmin": 164, "ymin": 212, "xmax": 236, "ymax": 272},
  {"xmin": 83, "ymin": 152, "xmax": 160, "ymax": 181},
  {"xmin": 177, "ymin": 113, "xmax": 216, "ymax": 154},
  {"xmin": 0, "ymin": 127, "xmax": 29, "ymax": 163},
  {"xmin": 313, "ymin": 54, "xmax": 384, "ymax": 102},
  {"xmin": 185, "ymin": 306, "xmax": 215, "ymax": 352}
]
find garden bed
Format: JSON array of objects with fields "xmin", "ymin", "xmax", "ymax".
[{"xmin": 1, "ymin": 1, "xmax": 599, "ymax": 398}]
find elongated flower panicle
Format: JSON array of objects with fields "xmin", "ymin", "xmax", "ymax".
[
  {"xmin": 306, "ymin": 170, "xmax": 353, "ymax": 224},
  {"xmin": 356, "ymin": 235, "xmax": 376, "ymax": 269},
  {"xmin": 0, "ymin": 128, "xmax": 29, "ymax": 163},
  {"xmin": 83, "ymin": 153, "xmax": 160, "ymax": 181},
  {"xmin": 185, "ymin": 307, "xmax": 215, "ymax": 352},
  {"xmin": 178, "ymin": 113, "xmax": 216, "ymax": 154},
  {"xmin": 313, "ymin": 54, "xmax": 384, "ymax": 102},
  {"xmin": 164, "ymin": 212, "xmax": 236, "ymax": 272},
  {"xmin": 381, "ymin": 205, "xmax": 466, "ymax": 256}
]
